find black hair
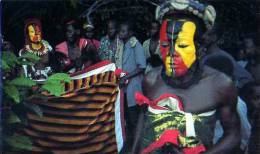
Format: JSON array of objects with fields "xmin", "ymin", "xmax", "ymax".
[
  {"xmin": 150, "ymin": 20, "xmax": 161, "ymax": 28},
  {"xmin": 204, "ymin": 55, "xmax": 234, "ymax": 78},
  {"xmin": 120, "ymin": 20, "xmax": 135, "ymax": 33},
  {"xmin": 241, "ymin": 32, "xmax": 257, "ymax": 45},
  {"xmin": 64, "ymin": 20, "xmax": 81, "ymax": 32},
  {"xmin": 108, "ymin": 19, "xmax": 118, "ymax": 27}
]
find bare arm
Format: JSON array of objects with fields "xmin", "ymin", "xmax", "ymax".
[
  {"xmin": 130, "ymin": 74, "xmax": 151, "ymax": 154},
  {"xmin": 204, "ymin": 82, "xmax": 240, "ymax": 154},
  {"xmin": 124, "ymin": 67, "xmax": 145, "ymax": 80},
  {"xmin": 131, "ymin": 106, "xmax": 146, "ymax": 154}
]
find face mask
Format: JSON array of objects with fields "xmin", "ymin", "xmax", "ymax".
[
  {"xmin": 28, "ymin": 24, "xmax": 42, "ymax": 43},
  {"xmin": 160, "ymin": 19, "xmax": 196, "ymax": 77}
]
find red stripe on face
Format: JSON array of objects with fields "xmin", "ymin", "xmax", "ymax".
[
  {"xmin": 173, "ymin": 51, "xmax": 188, "ymax": 77},
  {"xmin": 160, "ymin": 20, "xmax": 169, "ymax": 62}
]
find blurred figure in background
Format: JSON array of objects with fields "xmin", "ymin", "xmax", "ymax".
[
  {"xmin": 204, "ymin": 55, "xmax": 251, "ymax": 153},
  {"xmin": 99, "ymin": 19, "xmax": 124, "ymax": 67},
  {"xmin": 55, "ymin": 20, "xmax": 88, "ymax": 73},
  {"xmin": 143, "ymin": 20, "xmax": 162, "ymax": 74},
  {"xmin": 118, "ymin": 21, "xmax": 146, "ymax": 150},
  {"xmin": 19, "ymin": 18, "xmax": 53, "ymax": 80},
  {"xmin": 82, "ymin": 22, "xmax": 100, "ymax": 50}
]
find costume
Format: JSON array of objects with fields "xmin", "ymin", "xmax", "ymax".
[
  {"xmin": 24, "ymin": 61, "xmax": 125, "ymax": 153},
  {"xmin": 135, "ymin": 92, "xmax": 215, "ymax": 154},
  {"xmin": 19, "ymin": 18, "xmax": 53, "ymax": 80},
  {"xmin": 136, "ymin": 0, "xmax": 217, "ymax": 153}
]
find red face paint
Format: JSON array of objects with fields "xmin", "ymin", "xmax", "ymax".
[
  {"xmin": 159, "ymin": 20, "xmax": 169, "ymax": 62},
  {"xmin": 173, "ymin": 51, "xmax": 188, "ymax": 77},
  {"xmin": 160, "ymin": 20, "xmax": 189, "ymax": 77}
]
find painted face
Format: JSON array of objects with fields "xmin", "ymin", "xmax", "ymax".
[
  {"xmin": 28, "ymin": 24, "xmax": 42, "ymax": 43},
  {"xmin": 160, "ymin": 19, "xmax": 196, "ymax": 77}
]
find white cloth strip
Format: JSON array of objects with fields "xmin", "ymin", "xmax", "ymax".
[{"xmin": 185, "ymin": 113, "xmax": 196, "ymax": 137}]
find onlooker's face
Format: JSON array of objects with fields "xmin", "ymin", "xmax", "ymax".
[
  {"xmin": 85, "ymin": 29, "xmax": 94, "ymax": 39},
  {"xmin": 66, "ymin": 25, "xmax": 77, "ymax": 43},
  {"xmin": 150, "ymin": 22, "xmax": 159, "ymax": 38},
  {"xmin": 244, "ymin": 38, "xmax": 256, "ymax": 57},
  {"xmin": 119, "ymin": 24, "xmax": 129, "ymax": 41},
  {"xmin": 251, "ymin": 85, "xmax": 260, "ymax": 109},
  {"xmin": 108, "ymin": 22, "xmax": 117, "ymax": 39},
  {"xmin": 202, "ymin": 30, "xmax": 217, "ymax": 46},
  {"xmin": 237, "ymin": 49, "xmax": 246, "ymax": 60}
]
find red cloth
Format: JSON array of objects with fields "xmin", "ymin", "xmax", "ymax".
[
  {"xmin": 135, "ymin": 93, "xmax": 206, "ymax": 154},
  {"xmin": 135, "ymin": 92, "xmax": 184, "ymax": 111},
  {"xmin": 142, "ymin": 129, "xmax": 206, "ymax": 154},
  {"xmin": 86, "ymin": 39, "xmax": 100, "ymax": 49},
  {"xmin": 55, "ymin": 38, "xmax": 87, "ymax": 56}
]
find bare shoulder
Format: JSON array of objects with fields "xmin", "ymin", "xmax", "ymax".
[
  {"xmin": 143, "ymin": 67, "xmax": 162, "ymax": 91},
  {"xmin": 203, "ymin": 65, "xmax": 237, "ymax": 105}
]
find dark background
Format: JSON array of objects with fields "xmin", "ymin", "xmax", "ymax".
[{"xmin": 2, "ymin": 0, "xmax": 258, "ymax": 57}]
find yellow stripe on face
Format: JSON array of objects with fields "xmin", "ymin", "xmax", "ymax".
[{"xmin": 175, "ymin": 21, "xmax": 196, "ymax": 68}]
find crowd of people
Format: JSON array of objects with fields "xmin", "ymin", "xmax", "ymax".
[{"xmin": 2, "ymin": 0, "xmax": 260, "ymax": 153}]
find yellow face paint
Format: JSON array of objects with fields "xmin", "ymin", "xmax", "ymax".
[
  {"xmin": 175, "ymin": 21, "xmax": 196, "ymax": 68},
  {"xmin": 160, "ymin": 19, "xmax": 197, "ymax": 77},
  {"xmin": 28, "ymin": 25, "xmax": 36, "ymax": 42},
  {"xmin": 28, "ymin": 25, "xmax": 41, "ymax": 43},
  {"xmin": 165, "ymin": 55, "xmax": 173, "ymax": 76}
]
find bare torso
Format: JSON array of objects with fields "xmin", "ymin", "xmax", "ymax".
[{"xmin": 143, "ymin": 66, "xmax": 233, "ymax": 114}]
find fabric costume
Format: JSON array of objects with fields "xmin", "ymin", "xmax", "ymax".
[
  {"xmin": 24, "ymin": 61, "xmax": 125, "ymax": 153},
  {"xmin": 19, "ymin": 19, "xmax": 53, "ymax": 80},
  {"xmin": 135, "ymin": 0, "xmax": 217, "ymax": 153},
  {"xmin": 135, "ymin": 92, "xmax": 215, "ymax": 154}
]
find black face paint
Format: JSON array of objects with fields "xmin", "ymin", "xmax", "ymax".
[
  {"xmin": 166, "ymin": 20, "xmax": 184, "ymax": 56},
  {"xmin": 165, "ymin": 20, "xmax": 184, "ymax": 76}
]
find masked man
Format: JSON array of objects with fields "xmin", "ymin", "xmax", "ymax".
[
  {"xmin": 19, "ymin": 18, "xmax": 53, "ymax": 80},
  {"xmin": 132, "ymin": 1, "xmax": 240, "ymax": 154}
]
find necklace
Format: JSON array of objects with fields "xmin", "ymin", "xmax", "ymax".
[{"xmin": 25, "ymin": 40, "xmax": 51, "ymax": 56}]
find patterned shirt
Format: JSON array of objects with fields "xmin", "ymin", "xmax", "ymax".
[{"xmin": 99, "ymin": 36, "xmax": 117, "ymax": 62}]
